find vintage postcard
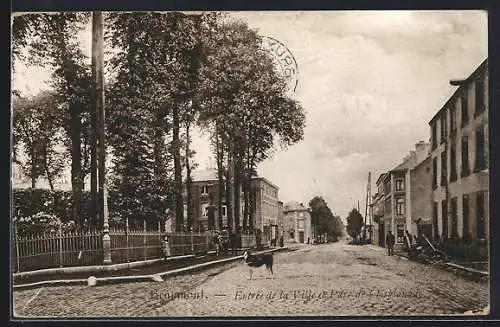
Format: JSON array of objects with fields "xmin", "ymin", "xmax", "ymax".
[{"xmin": 11, "ymin": 10, "xmax": 489, "ymax": 318}]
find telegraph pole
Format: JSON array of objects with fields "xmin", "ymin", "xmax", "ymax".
[
  {"xmin": 92, "ymin": 11, "xmax": 111, "ymax": 264},
  {"xmin": 90, "ymin": 12, "xmax": 99, "ymax": 227}
]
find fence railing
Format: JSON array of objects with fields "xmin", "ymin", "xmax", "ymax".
[
  {"xmin": 12, "ymin": 226, "xmax": 255, "ymax": 273},
  {"xmin": 12, "ymin": 229, "xmax": 104, "ymax": 273},
  {"xmin": 241, "ymin": 234, "xmax": 256, "ymax": 249}
]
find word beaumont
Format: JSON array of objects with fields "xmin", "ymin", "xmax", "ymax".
[
  {"xmin": 234, "ymin": 288, "xmax": 423, "ymax": 301},
  {"xmin": 150, "ymin": 289, "xmax": 206, "ymax": 301}
]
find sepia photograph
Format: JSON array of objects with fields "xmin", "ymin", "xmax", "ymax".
[{"xmin": 10, "ymin": 10, "xmax": 490, "ymax": 318}]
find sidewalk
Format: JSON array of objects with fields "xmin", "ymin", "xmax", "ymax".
[
  {"xmin": 366, "ymin": 244, "xmax": 488, "ymax": 282},
  {"xmin": 13, "ymin": 247, "xmax": 289, "ymax": 289}
]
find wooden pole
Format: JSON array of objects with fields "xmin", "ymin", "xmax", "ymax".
[
  {"xmin": 90, "ymin": 14, "xmax": 99, "ymax": 228},
  {"xmin": 91, "ymin": 11, "xmax": 111, "ymax": 264}
]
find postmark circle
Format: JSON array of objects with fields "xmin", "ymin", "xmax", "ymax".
[{"xmin": 261, "ymin": 36, "xmax": 299, "ymax": 93}]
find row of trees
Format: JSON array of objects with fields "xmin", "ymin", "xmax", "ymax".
[
  {"xmin": 308, "ymin": 196, "xmax": 344, "ymax": 242},
  {"xmin": 12, "ymin": 12, "xmax": 306, "ymax": 232}
]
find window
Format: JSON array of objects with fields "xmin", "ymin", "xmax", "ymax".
[
  {"xmin": 476, "ymin": 192, "xmax": 485, "ymax": 239},
  {"xmin": 431, "ymin": 123, "xmax": 437, "ymax": 149},
  {"xmin": 385, "ymin": 199, "xmax": 392, "ymax": 215},
  {"xmin": 450, "ymin": 142, "xmax": 457, "ymax": 182},
  {"xmin": 396, "ymin": 198, "xmax": 405, "ymax": 215},
  {"xmin": 432, "ymin": 202, "xmax": 438, "ymax": 238},
  {"xmin": 440, "ymin": 151, "xmax": 447, "ymax": 186},
  {"xmin": 450, "ymin": 103, "xmax": 457, "ymax": 134},
  {"xmin": 441, "ymin": 200, "xmax": 448, "ymax": 238},
  {"xmin": 298, "ymin": 219, "xmax": 304, "ymax": 230},
  {"xmin": 475, "ymin": 76, "xmax": 485, "ymax": 116},
  {"xmin": 384, "ymin": 180, "xmax": 391, "ymax": 194},
  {"xmin": 201, "ymin": 185, "xmax": 209, "ymax": 195},
  {"xmin": 461, "ymin": 135, "xmax": 470, "ymax": 177},
  {"xmin": 432, "ymin": 157, "xmax": 438, "ymax": 189},
  {"xmin": 461, "ymin": 93, "xmax": 469, "ymax": 127},
  {"xmin": 451, "ymin": 197, "xmax": 458, "ymax": 238},
  {"xmin": 221, "ymin": 205, "xmax": 227, "ymax": 216},
  {"xmin": 440, "ymin": 115, "xmax": 447, "ymax": 144},
  {"xmin": 395, "ymin": 179, "xmax": 405, "ymax": 191},
  {"xmin": 201, "ymin": 203, "xmax": 209, "ymax": 217},
  {"xmin": 475, "ymin": 126, "xmax": 486, "ymax": 172},
  {"xmin": 396, "ymin": 224, "xmax": 405, "ymax": 244},
  {"xmin": 462, "ymin": 194, "xmax": 469, "ymax": 237}
]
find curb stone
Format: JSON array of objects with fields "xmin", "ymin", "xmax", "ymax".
[{"xmin": 13, "ymin": 247, "xmax": 286, "ymax": 290}]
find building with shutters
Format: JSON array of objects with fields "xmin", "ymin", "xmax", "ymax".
[{"xmin": 428, "ymin": 58, "xmax": 489, "ymax": 259}]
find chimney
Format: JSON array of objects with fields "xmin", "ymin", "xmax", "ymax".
[{"xmin": 415, "ymin": 140, "xmax": 430, "ymax": 163}]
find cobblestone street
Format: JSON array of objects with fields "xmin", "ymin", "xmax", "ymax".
[{"xmin": 13, "ymin": 242, "xmax": 489, "ymax": 317}]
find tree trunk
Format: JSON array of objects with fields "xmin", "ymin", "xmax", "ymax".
[
  {"xmin": 249, "ymin": 182, "xmax": 255, "ymax": 232},
  {"xmin": 216, "ymin": 130, "xmax": 224, "ymax": 230},
  {"xmin": 70, "ymin": 105, "xmax": 84, "ymax": 226},
  {"xmin": 30, "ymin": 145, "xmax": 36, "ymax": 189},
  {"xmin": 185, "ymin": 121, "xmax": 193, "ymax": 230},
  {"xmin": 242, "ymin": 176, "xmax": 249, "ymax": 232},
  {"xmin": 233, "ymin": 154, "xmax": 241, "ymax": 234},
  {"xmin": 45, "ymin": 164, "xmax": 54, "ymax": 192},
  {"xmin": 153, "ymin": 106, "xmax": 166, "ymax": 221},
  {"xmin": 225, "ymin": 149, "xmax": 233, "ymax": 231},
  {"xmin": 173, "ymin": 100, "xmax": 183, "ymax": 232}
]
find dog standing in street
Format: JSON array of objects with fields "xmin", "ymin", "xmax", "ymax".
[{"xmin": 243, "ymin": 250, "xmax": 273, "ymax": 280}]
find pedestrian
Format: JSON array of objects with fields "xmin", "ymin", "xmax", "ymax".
[{"xmin": 386, "ymin": 231, "xmax": 395, "ymax": 256}]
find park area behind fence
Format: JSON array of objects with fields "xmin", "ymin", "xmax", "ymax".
[{"xmin": 12, "ymin": 226, "xmax": 257, "ymax": 273}]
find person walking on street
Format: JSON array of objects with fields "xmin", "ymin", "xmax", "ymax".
[{"xmin": 386, "ymin": 231, "xmax": 395, "ymax": 256}]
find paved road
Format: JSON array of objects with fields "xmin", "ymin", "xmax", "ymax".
[{"xmin": 13, "ymin": 242, "xmax": 489, "ymax": 317}]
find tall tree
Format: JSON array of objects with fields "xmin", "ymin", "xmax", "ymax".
[
  {"xmin": 13, "ymin": 92, "xmax": 66, "ymax": 190},
  {"xmin": 106, "ymin": 12, "xmax": 174, "ymax": 228},
  {"xmin": 13, "ymin": 13, "xmax": 92, "ymax": 226},
  {"xmin": 346, "ymin": 208, "xmax": 364, "ymax": 239},
  {"xmin": 308, "ymin": 196, "xmax": 344, "ymax": 241},
  {"xmin": 197, "ymin": 20, "xmax": 305, "ymax": 233}
]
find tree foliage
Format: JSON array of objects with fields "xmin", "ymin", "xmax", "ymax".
[
  {"xmin": 12, "ymin": 92, "xmax": 66, "ymax": 190},
  {"xmin": 197, "ymin": 19, "xmax": 306, "ymax": 232},
  {"xmin": 12, "ymin": 12, "xmax": 92, "ymax": 225},
  {"xmin": 309, "ymin": 196, "xmax": 343, "ymax": 241},
  {"xmin": 346, "ymin": 208, "xmax": 364, "ymax": 239},
  {"xmin": 12, "ymin": 12, "xmax": 307, "ymax": 233}
]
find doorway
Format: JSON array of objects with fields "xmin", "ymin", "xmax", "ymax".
[
  {"xmin": 379, "ymin": 222, "xmax": 385, "ymax": 247},
  {"xmin": 299, "ymin": 231, "xmax": 305, "ymax": 243}
]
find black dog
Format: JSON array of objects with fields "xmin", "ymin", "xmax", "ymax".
[{"xmin": 243, "ymin": 250, "xmax": 273, "ymax": 280}]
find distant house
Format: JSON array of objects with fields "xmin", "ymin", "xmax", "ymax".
[
  {"xmin": 372, "ymin": 141, "xmax": 431, "ymax": 248},
  {"xmin": 187, "ymin": 169, "xmax": 281, "ymax": 242},
  {"xmin": 283, "ymin": 201, "xmax": 312, "ymax": 244}
]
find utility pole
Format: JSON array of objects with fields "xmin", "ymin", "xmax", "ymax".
[
  {"xmin": 92, "ymin": 11, "xmax": 111, "ymax": 264},
  {"xmin": 90, "ymin": 12, "xmax": 99, "ymax": 227},
  {"xmin": 364, "ymin": 172, "xmax": 371, "ymax": 241}
]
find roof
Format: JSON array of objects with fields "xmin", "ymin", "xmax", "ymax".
[
  {"xmin": 391, "ymin": 156, "xmax": 414, "ymax": 173},
  {"xmin": 283, "ymin": 201, "xmax": 308, "ymax": 212},
  {"xmin": 375, "ymin": 173, "xmax": 387, "ymax": 185},
  {"xmin": 191, "ymin": 169, "xmax": 280, "ymax": 190},
  {"xmin": 411, "ymin": 155, "xmax": 431, "ymax": 171},
  {"xmin": 429, "ymin": 58, "xmax": 488, "ymax": 125},
  {"xmin": 191, "ymin": 169, "xmax": 218, "ymax": 182}
]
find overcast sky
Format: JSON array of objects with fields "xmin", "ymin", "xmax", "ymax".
[{"xmin": 12, "ymin": 11, "xmax": 488, "ymax": 219}]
